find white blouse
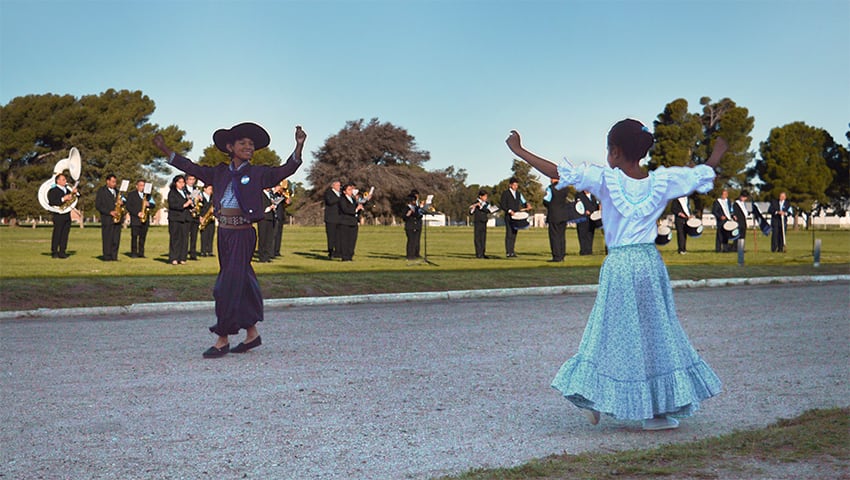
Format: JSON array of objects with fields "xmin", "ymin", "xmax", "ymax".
[{"xmin": 557, "ymin": 160, "xmax": 715, "ymax": 248}]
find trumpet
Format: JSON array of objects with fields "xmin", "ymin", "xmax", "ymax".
[{"xmin": 280, "ymin": 179, "xmax": 291, "ymax": 200}]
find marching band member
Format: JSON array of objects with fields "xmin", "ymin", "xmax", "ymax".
[
  {"xmin": 732, "ymin": 191, "xmax": 750, "ymax": 251},
  {"xmin": 470, "ymin": 189, "xmax": 491, "ymax": 258},
  {"xmin": 167, "ymin": 175, "xmax": 192, "ymax": 265},
  {"xmin": 257, "ymin": 188, "xmax": 276, "ymax": 263},
  {"xmin": 576, "ymin": 190, "xmax": 599, "ymax": 255},
  {"xmin": 94, "ymin": 174, "xmax": 122, "ymax": 261},
  {"xmin": 337, "ymin": 182, "xmax": 363, "ymax": 261},
  {"xmin": 712, "ymin": 188, "xmax": 733, "ymax": 252},
  {"xmin": 185, "ymin": 174, "xmax": 201, "ymax": 260},
  {"xmin": 543, "ymin": 177, "xmax": 569, "ymax": 262},
  {"xmin": 47, "ymin": 173, "xmax": 77, "ymax": 259},
  {"xmin": 323, "ymin": 181, "xmax": 342, "ymax": 259},
  {"xmin": 199, "ymin": 184, "xmax": 215, "ymax": 257},
  {"xmin": 126, "ymin": 179, "xmax": 155, "ymax": 258},
  {"xmin": 154, "ymin": 122, "xmax": 305, "ymax": 358},
  {"xmin": 768, "ymin": 191, "xmax": 792, "ymax": 253},
  {"xmin": 671, "ymin": 195, "xmax": 692, "ymax": 254},
  {"xmin": 499, "ymin": 177, "xmax": 530, "ymax": 258},
  {"xmin": 272, "ymin": 182, "xmax": 290, "ymax": 257},
  {"xmin": 403, "ymin": 193, "xmax": 424, "ymax": 260}
]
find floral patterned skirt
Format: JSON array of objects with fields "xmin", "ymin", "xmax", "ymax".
[{"xmin": 551, "ymin": 243, "xmax": 722, "ymax": 420}]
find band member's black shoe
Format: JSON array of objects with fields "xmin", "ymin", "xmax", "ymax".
[
  {"xmin": 231, "ymin": 336, "xmax": 262, "ymax": 354},
  {"xmin": 202, "ymin": 344, "xmax": 230, "ymax": 358}
]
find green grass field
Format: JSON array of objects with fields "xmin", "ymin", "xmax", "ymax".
[{"xmin": 0, "ymin": 224, "xmax": 847, "ymax": 311}]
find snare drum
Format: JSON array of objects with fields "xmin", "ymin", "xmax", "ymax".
[
  {"xmin": 509, "ymin": 211, "xmax": 530, "ymax": 230},
  {"xmin": 589, "ymin": 210, "xmax": 602, "ymax": 228},
  {"xmin": 655, "ymin": 225, "xmax": 672, "ymax": 245},
  {"xmin": 685, "ymin": 218, "xmax": 703, "ymax": 237},
  {"xmin": 723, "ymin": 220, "xmax": 740, "ymax": 241}
]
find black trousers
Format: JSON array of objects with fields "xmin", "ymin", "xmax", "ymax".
[
  {"xmin": 771, "ymin": 221, "xmax": 786, "ymax": 252},
  {"xmin": 338, "ymin": 224, "xmax": 358, "ymax": 260},
  {"xmin": 674, "ymin": 216, "xmax": 687, "ymax": 253},
  {"xmin": 405, "ymin": 227, "xmax": 421, "ymax": 259},
  {"xmin": 100, "ymin": 217, "xmax": 121, "ymax": 260},
  {"xmin": 257, "ymin": 219, "xmax": 275, "ymax": 262},
  {"xmin": 168, "ymin": 221, "xmax": 188, "ymax": 262},
  {"xmin": 473, "ymin": 222, "xmax": 487, "ymax": 257},
  {"xmin": 51, "ymin": 213, "xmax": 71, "ymax": 255},
  {"xmin": 576, "ymin": 220, "xmax": 594, "ymax": 255},
  {"xmin": 504, "ymin": 224, "xmax": 518, "ymax": 255},
  {"xmin": 273, "ymin": 219, "xmax": 284, "ymax": 256},
  {"xmin": 188, "ymin": 221, "xmax": 199, "ymax": 258},
  {"xmin": 325, "ymin": 221, "xmax": 338, "ymax": 257},
  {"xmin": 131, "ymin": 223, "xmax": 149, "ymax": 256},
  {"xmin": 548, "ymin": 220, "xmax": 567, "ymax": 260},
  {"xmin": 715, "ymin": 229, "xmax": 729, "ymax": 252},
  {"xmin": 201, "ymin": 225, "xmax": 215, "ymax": 255}
]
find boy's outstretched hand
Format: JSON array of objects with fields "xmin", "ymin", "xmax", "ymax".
[
  {"xmin": 505, "ymin": 130, "xmax": 523, "ymax": 153},
  {"xmin": 295, "ymin": 125, "xmax": 307, "ymax": 145},
  {"xmin": 152, "ymin": 134, "xmax": 173, "ymax": 158}
]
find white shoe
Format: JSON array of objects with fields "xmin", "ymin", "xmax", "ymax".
[
  {"xmin": 642, "ymin": 416, "xmax": 679, "ymax": 431},
  {"xmin": 582, "ymin": 408, "xmax": 601, "ymax": 425}
]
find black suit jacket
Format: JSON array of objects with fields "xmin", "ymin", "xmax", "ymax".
[
  {"xmin": 95, "ymin": 186, "xmax": 117, "ymax": 222},
  {"xmin": 499, "ymin": 189, "xmax": 526, "ymax": 216},
  {"xmin": 324, "ymin": 188, "xmax": 341, "ymax": 223},
  {"xmin": 768, "ymin": 200, "xmax": 791, "ymax": 228},
  {"xmin": 471, "ymin": 201, "xmax": 490, "ymax": 225},
  {"xmin": 338, "ymin": 195, "xmax": 359, "ymax": 226},
  {"xmin": 543, "ymin": 185, "xmax": 570, "ymax": 223},
  {"xmin": 126, "ymin": 191, "xmax": 153, "ymax": 226},
  {"xmin": 404, "ymin": 205, "xmax": 423, "ymax": 231},
  {"xmin": 168, "ymin": 188, "xmax": 189, "ymax": 223},
  {"xmin": 712, "ymin": 198, "xmax": 732, "ymax": 224},
  {"xmin": 671, "ymin": 197, "xmax": 689, "ymax": 219}
]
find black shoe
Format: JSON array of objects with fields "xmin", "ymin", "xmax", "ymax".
[
  {"xmin": 189, "ymin": 256, "xmax": 198, "ymax": 261},
  {"xmin": 137, "ymin": 254, "xmax": 146, "ymax": 258},
  {"xmin": 58, "ymin": 253, "xmax": 68, "ymax": 259},
  {"xmin": 231, "ymin": 336, "xmax": 262, "ymax": 353},
  {"xmin": 52, "ymin": 253, "xmax": 59, "ymax": 258},
  {"xmin": 203, "ymin": 344, "xmax": 230, "ymax": 358},
  {"xmin": 547, "ymin": 258, "xmax": 564, "ymax": 262}
]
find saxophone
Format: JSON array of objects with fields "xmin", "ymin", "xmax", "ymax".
[
  {"xmin": 199, "ymin": 204, "xmax": 215, "ymax": 231},
  {"xmin": 112, "ymin": 193, "xmax": 126, "ymax": 224},
  {"xmin": 139, "ymin": 195, "xmax": 150, "ymax": 224}
]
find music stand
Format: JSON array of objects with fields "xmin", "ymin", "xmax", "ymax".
[{"xmin": 420, "ymin": 195, "xmax": 438, "ymax": 266}]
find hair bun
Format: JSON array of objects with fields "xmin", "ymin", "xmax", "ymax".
[{"xmin": 608, "ymin": 118, "xmax": 654, "ymax": 161}]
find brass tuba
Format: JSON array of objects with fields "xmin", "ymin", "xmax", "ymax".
[{"xmin": 38, "ymin": 147, "xmax": 82, "ymax": 214}]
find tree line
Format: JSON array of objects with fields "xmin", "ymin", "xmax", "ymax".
[{"xmin": 1, "ymin": 91, "xmax": 847, "ymax": 225}]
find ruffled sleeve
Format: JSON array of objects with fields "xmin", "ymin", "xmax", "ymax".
[
  {"xmin": 659, "ymin": 165, "xmax": 716, "ymax": 199},
  {"xmin": 556, "ymin": 158, "xmax": 604, "ymax": 197}
]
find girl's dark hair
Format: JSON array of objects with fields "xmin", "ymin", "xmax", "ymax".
[
  {"xmin": 170, "ymin": 174, "xmax": 185, "ymax": 189},
  {"xmin": 607, "ymin": 119, "xmax": 654, "ymax": 162}
]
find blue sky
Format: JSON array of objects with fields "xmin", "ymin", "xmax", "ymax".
[{"xmin": 2, "ymin": 0, "xmax": 848, "ymax": 188}]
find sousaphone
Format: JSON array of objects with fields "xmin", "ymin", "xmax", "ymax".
[{"xmin": 38, "ymin": 147, "xmax": 81, "ymax": 214}]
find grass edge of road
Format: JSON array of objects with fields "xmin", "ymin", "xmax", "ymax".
[{"xmin": 437, "ymin": 407, "xmax": 849, "ymax": 480}]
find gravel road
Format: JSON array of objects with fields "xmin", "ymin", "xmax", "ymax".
[{"xmin": 1, "ymin": 281, "xmax": 848, "ymax": 479}]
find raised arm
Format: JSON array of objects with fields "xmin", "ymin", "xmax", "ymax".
[
  {"xmin": 705, "ymin": 137, "xmax": 729, "ymax": 170},
  {"xmin": 505, "ymin": 130, "xmax": 559, "ymax": 179}
]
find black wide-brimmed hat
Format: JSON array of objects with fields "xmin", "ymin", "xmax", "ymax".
[{"xmin": 213, "ymin": 122, "xmax": 271, "ymax": 153}]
